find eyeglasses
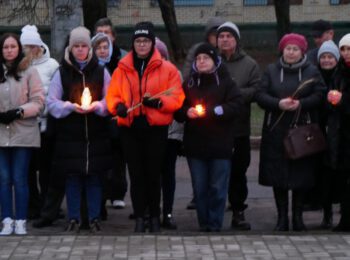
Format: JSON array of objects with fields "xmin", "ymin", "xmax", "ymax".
[{"xmin": 134, "ymin": 39, "xmax": 152, "ymax": 46}]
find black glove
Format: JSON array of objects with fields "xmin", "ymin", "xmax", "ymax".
[
  {"xmin": 142, "ymin": 97, "xmax": 162, "ymax": 109},
  {"xmin": 0, "ymin": 108, "xmax": 23, "ymax": 124},
  {"xmin": 116, "ymin": 103, "xmax": 128, "ymax": 118}
]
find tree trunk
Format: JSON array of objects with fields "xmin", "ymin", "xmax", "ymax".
[
  {"xmin": 157, "ymin": 0, "xmax": 185, "ymax": 63},
  {"xmin": 51, "ymin": 0, "xmax": 83, "ymax": 60},
  {"xmin": 82, "ymin": 0, "xmax": 107, "ymax": 33},
  {"xmin": 273, "ymin": 0, "xmax": 291, "ymax": 41}
]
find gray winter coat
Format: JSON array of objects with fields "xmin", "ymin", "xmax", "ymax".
[
  {"xmin": 221, "ymin": 49, "xmax": 261, "ymax": 137},
  {"xmin": 256, "ymin": 57, "xmax": 325, "ymax": 189}
]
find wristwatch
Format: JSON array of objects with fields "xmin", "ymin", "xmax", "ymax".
[{"xmin": 17, "ymin": 107, "xmax": 24, "ymax": 119}]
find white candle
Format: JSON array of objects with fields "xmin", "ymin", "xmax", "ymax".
[{"xmin": 81, "ymin": 87, "xmax": 92, "ymax": 110}]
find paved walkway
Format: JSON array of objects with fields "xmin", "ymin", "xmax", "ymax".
[
  {"xmin": 1, "ymin": 150, "xmax": 350, "ymax": 259},
  {"xmin": 2, "ymin": 234, "xmax": 350, "ymax": 259}
]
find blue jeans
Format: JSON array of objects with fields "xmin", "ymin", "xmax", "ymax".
[
  {"xmin": 66, "ymin": 175, "xmax": 102, "ymax": 222},
  {"xmin": 187, "ymin": 158, "xmax": 231, "ymax": 231},
  {"xmin": 0, "ymin": 147, "xmax": 32, "ymax": 220}
]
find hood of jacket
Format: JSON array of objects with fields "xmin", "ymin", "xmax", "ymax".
[{"xmin": 118, "ymin": 48, "xmax": 163, "ymax": 74}]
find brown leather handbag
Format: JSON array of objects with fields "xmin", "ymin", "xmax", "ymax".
[{"xmin": 283, "ymin": 108, "xmax": 327, "ymax": 160}]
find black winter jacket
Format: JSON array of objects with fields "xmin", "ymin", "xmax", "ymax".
[
  {"xmin": 51, "ymin": 54, "xmax": 112, "ymax": 177},
  {"xmin": 256, "ymin": 57, "xmax": 325, "ymax": 189},
  {"xmin": 175, "ymin": 61, "xmax": 243, "ymax": 159}
]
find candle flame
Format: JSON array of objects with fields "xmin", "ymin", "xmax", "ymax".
[
  {"xmin": 81, "ymin": 87, "xmax": 92, "ymax": 109},
  {"xmin": 195, "ymin": 104, "xmax": 205, "ymax": 115}
]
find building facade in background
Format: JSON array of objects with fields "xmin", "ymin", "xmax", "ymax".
[{"xmin": 0, "ymin": 0, "xmax": 349, "ymax": 27}]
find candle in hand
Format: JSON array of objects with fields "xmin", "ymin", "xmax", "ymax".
[
  {"xmin": 328, "ymin": 90, "xmax": 341, "ymax": 105},
  {"xmin": 81, "ymin": 87, "xmax": 92, "ymax": 110},
  {"xmin": 195, "ymin": 104, "xmax": 205, "ymax": 116}
]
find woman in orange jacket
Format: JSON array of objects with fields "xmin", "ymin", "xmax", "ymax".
[{"xmin": 106, "ymin": 22, "xmax": 184, "ymax": 233}]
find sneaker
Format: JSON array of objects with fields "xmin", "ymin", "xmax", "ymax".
[
  {"xmin": 0, "ymin": 217, "xmax": 14, "ymax": 235},
  {"xmin": 162, "ymin": 214, "xmax": 177, "ymax": 230},
  {"xmin": 112, "ymin": 200, "xmax": 126, "ymax": 209},
  {"xmin": 14, "ymin": 220, "xmax": 27, "ymax": 235},
  {"xmin": 65, "ymin": 219, "xmax": 80, "ymax": 233},
  {"xmin": 89, "ymin": 219, "xmax": 101, "ymax": 234}
]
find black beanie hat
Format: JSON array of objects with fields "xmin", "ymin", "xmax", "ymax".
[
  {"xmin": 194, "ymin": 43, "xmax": 219, "ymax": 65},
  {"xmin": 133, "ymin": 21, "xmax": 155, "ymax": 45}
]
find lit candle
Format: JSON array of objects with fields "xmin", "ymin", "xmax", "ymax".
[
  {"xmin": 81, "ymin": 87, "xmax": 92, "ymax": 110},
  {"xmin": 195, "ymin": 104, "xmax": 205, "ymax": 116},
  {"xmin": 329, "ymin": 90, "xmax": 339, "ymax": 105}
]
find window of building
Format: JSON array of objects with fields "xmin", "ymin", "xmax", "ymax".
[
  {"xmin": 244, "ymin": 0, "xmax": 268, "ymax": 5},
  {"xmin": 244, "ymin": 0, "xmax": 302, "ymax": 6},
  {"xmin": 151, "ymin": 0, "xmax": 214, "ymax": 6},
  {"xmin": 330, "ymin": 0, "xmax": 350, "ymax": 4}
]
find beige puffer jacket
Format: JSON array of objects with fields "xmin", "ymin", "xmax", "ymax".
[{"xmin": 0, "ymin": 61, "xmax": 44, "ymax": 147}]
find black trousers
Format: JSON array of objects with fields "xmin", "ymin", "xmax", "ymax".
[
  {"xmin": 40, "ymin": 184, "xmax": 65, "ymax": 221},
  {"xmin": 161, "ymin": 139, "xmax": 181, "ymax": 216},
  {"xmin": 28, "ymin": 133, "xmax": 54, "ymax": 216},
  {"xmin": 121, "ymin": 125, "xmax": 168, "ymax": 218},
  {"xmin": 102, "ymin": 138, "xmax": 127, "ymax": 202},
  {"xmin": 228, "ymin": 136, "xmax": 251, "ymax": 211}
]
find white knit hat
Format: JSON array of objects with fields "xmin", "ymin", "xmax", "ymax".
[
  {"xmin": 317, "ymin": 40, "xmax": 340, "ymax": 62},
  {"xmin": 339, "ymin": 33, "xmax": 350, "ymax": 49},
  {"xmin": 217, "ymin": 21, "xmax": 240, "ymax": 40},
  {"xmin": 20, "ymin": 25, "xmax": 44, "ymax": 46}
]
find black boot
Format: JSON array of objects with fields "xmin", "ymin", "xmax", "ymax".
[
  {"xmin": 149, "ymin": 217, "xmax": 161, "ymax": 233},
  {"xmin": 134, "ymin": 218, "xmax": 146, "ymax": 233},
  {"xmin": 231, "ymin": 210, "xmax": 251, "ymax": 230},
  {"xmin": 292, "ymin": 191, "xmax": 307, "ymax": 231},
  {"xmin": 333, "ymin": 202, "xmax": 350, "ymax": 232},
  {"xmin": 273, "ymin": 188, "xmax": 289, "ymax": 231},
  {"xmin": 320, "ymin": 204, "xmax": 332, "ymax": 229}
]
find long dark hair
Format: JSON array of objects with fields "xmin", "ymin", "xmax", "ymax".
[{"xmin": 0, "ymin": 33, "xmax": 24, "ymax": 82}]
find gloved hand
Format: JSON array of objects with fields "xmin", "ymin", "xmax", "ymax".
[
  {"xmin": 116, "ymin": 103, "xmax": 128, "ymax": 118},
  {"xmin": 142, "ymin": 97, "xmax": 162, "ymax": 109},
  {"xmin": 0, "ymin": 108, "xmax": 23, "ymax": 124}
]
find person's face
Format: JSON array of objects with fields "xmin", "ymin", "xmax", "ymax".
[
  {"xmin": 319, "ymin": 53, "xmax": 337, "ymax": 70},
  {"xmin": 283, "ymin": 44, "xmax": 303, "ymax": 64},
  {"xmin": 195, "ymin": 53, "xmax": 215, "ymax": 73},
  {"xmin": 313, "ymin": 30, "xmax": 334, "ymax": 48},
  {"xmin": 96, "ymin": 25, "xmax": 115, "ymax": 42},
  {"xmin": 207, "ymin": 32, "xmax": 217, "ymax": 48},
  {"xmin": 95, "ymin": 40, "xmax": 109, "ymax": 59},
  {"xmin": 340, "ymin": 45, "xmax": 350, "ymax": 63},
  {"xmin": 217, "ymin": 32, "xmax": 237, "ymax": 54},
  {"xmin": 23, "ymin": 45, "xmax": 41, "ymax": 56},
  {"xmin": 71, "ymin": 43, "xmax": 89, "ymax": 62},
  {"xmin": 134, "ymin": 37, "xmax": 152, "ymax": 58},
  {"xmin": 2, "ymin": 36, "xmax": 19, "ymax": 62}
]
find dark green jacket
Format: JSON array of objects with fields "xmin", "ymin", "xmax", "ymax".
[{"xmin": 221, "ymin": 48, "xmax": 261, "ymax": 137}]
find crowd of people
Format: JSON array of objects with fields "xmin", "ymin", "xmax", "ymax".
[{"xmin": 0, "ymin": 17, "xmax": 349, "ymax": 235}]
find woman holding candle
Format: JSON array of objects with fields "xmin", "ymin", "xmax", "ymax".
[
  {"xmin": 0, "ymin": 33, "xmax": 44, "ymax": 235},
  {"xmin": 255, "ymin": 33, "xmax": 325, "ymax": 231},
  {"xmin": 47, "ymin": 26, "xmax": 112, "ymax": 233},
  {"xmin": 315, "ymin": 40, "xmax": 340, "ymax": 229},
  {"xmin": 331, "ymin": 34, "xmax": 350, "ymax": 231},
  {"xmin": 175, "ymin": 43, "xmax": 242, "ymax": 232},
  {"xmin": 106, "ymin": 22, "xmax": 184, "ymax": 233}
]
